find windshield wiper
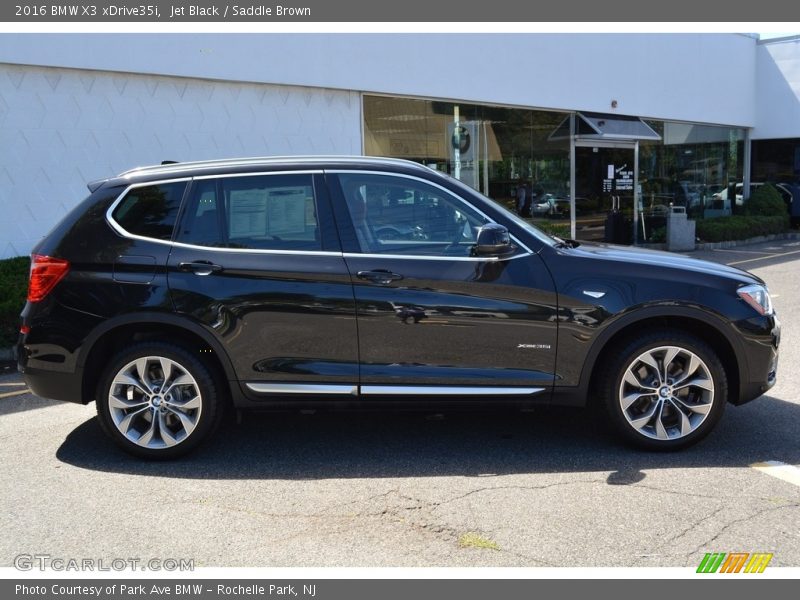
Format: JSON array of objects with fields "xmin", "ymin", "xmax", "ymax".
[{"xmin": 553, "ymin": 237, "xmax": 580, "ymax": 249}]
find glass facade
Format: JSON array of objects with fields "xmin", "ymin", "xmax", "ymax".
[
  {"xmin": 364, "ymin": 96, "xmax": 571, "ymax": 219},
  {"xmin": 751, "ymin": 137, "xmax": 800, "ymax": 222},
  {"xmin": 363, "ymin": 95, "xmax": 748, "ymax": 245},
  {"xmin": 752, "ymin": 137, "xmax": 800, "ymax": 183},
  {"xmin": 639, "ymin": 121, "xmax": 745, "ymax": 219}
]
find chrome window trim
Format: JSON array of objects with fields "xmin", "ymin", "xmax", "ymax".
[
  {"xmin": 105, "ymin": 173, "xmax": 342, "ymax": 257},
  {"xmin": 246, "ymin": 383, "xmax": 358, "ymax": 395},
  {"xmin": 105, "ymin": 169, "xmax": 535, "ymax": 262},
  {"xmin": 342, "ymin": 252, "xmax": 526, "ymax": 263},
  {"xmin": 361, "ymin": 385, "xmax": 546, "ymax": 396},
  {"xmin": 326, "ymin": 169, "xmax": 534, "ymax": 258},
  {"xmin": 169, "ymin": 242, "xmax": 341, "ymax": 256}
]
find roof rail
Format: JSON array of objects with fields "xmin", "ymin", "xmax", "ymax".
[{"xmin": 117, "ymin": 155, "xmax": 428, "ymax": 178}]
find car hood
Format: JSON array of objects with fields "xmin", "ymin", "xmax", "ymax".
[{"xmin": 563, "ymin": 241, "xmax": 762, "ymax": 285}]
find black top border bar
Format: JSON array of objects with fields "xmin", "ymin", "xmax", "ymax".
[{"xmin": 1, "ymin": 0, "xmax": 797, "ymax": 22}]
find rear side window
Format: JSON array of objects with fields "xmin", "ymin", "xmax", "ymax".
[
  {"xmin": 112, "ymin": 181, "xmax": 187, "ymax": 240},
  {"xmin": 178, "ymin": 174, "xmax": 321, "ymax": 251}
]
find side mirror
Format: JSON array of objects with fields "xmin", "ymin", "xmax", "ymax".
[{"xmin": 472, "ymin": 223, "xmax": 516, "ymax": 258}]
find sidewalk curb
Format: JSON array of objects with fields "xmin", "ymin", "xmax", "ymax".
[{"xmin": 693, "ymin": 231, "xmax": 800, "ymax": 251}]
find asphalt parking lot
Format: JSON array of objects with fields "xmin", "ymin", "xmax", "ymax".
[{"xmin": 1, "ymin": 239, "xmax": 799, "ymax": 569}]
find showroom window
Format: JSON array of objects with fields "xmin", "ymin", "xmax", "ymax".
[
  {"xmin": 364, "ymin": 95, "xmax": 750, "ymax": 245},
  {"xmin": 639, "ymin": 121, "xmax": 745, "ymax": 219},
  {"xmin": 363, "ymin": 95, "xmax": 571, "ymax": 222}
]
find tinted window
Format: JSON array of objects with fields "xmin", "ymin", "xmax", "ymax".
[
  {"xmin": 112, "ymin": 181, "xmax": 187, "ymax": 240},
  {"xmin": 338, "ymin": 173, "xmax": 488, "ymax": 256},
  {"xmin": 178, "ymin": 174, "xmax": 321, "ymax": 251}
]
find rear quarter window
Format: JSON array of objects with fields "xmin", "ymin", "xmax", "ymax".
[{"xmin": 112, "ymin": 181, "xmax": 188, "ymax": 240}]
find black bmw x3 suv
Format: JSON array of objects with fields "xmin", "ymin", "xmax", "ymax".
[{"xmin": 18, "ymin": 156, "xmax": 780, "ymax": 458}]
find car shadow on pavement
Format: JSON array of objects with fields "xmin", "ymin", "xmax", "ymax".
[{"xmin": 55, "ymin": 395, "xmax": 800, "ymax": 480}]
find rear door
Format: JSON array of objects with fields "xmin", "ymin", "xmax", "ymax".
[
  {"xmin": 328, "ymin": 170, "xmax": 558, "ymax": 397},
  {"xmin": 167, "ymin": 170, "xmax": 359, "ymax": 396}
]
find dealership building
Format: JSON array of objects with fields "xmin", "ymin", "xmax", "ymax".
[{"xmin": 0, "ymin": 33, "xmax": 799, "ymax": 258}]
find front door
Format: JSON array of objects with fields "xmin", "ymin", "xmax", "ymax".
[
  {"xmin": 328, "ymin": 171, "xmax": 558, "ymax": 395},
  {"xmin": 574, "ymin": 142, "xmax": 637, "ymax": 244}
]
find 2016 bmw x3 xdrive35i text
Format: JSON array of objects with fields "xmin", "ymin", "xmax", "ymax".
[{"xmin": 18, "ymin": 157, "xmax": 780, "ymax": 458}]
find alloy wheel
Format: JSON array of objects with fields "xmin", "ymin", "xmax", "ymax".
[
  {"xmin": 618, "ymin": 345, "xmax": 715, "ymax": 441},
  {"xmin": 107, "ymin": 356, "xmax": 203, "ymax": 449}
]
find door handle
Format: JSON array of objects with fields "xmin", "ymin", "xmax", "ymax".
[
  {"xmin": 179, "ymin": 261, "xmax": 223, "ymax": 276},
  {"xmin": 357, "ymin": 270, "xmax": 403, "ymax": 285}
]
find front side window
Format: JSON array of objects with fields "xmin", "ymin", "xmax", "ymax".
[
  {"xmin": 337, "ymin": 173, "xmax": 489, "ymax": 256},
  {"xmin": 178, "ymin": 174, "xmax": 321, "ymax": 251},
  {"xmin": 112, "ymin": 181, "xmax": 187, "ymax": 240}
]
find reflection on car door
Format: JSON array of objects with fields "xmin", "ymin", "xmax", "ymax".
[{"xmin": 328, "ymin": 171, "xmax": 558, "ymax": 395}]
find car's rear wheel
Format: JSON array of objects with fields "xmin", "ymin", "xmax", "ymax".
[
  {"xmin": 600, "ymin": 331, "xmax": 727, "ymax": 450},
  {"xmin": 96, "ymin": 342, "xmax": 222, "ymax": 459}
]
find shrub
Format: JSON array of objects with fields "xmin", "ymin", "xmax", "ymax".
[
  {"xmin": 648, "ymin": 227, "xmax": 666, "ymax": 243},
  {"xmin": 745, "ymin": 184, "xmax": 788, "ymax": 217},
  {"xmin": 695, "ymin": 215, "xmax": 788, "ymax": 243},
  {"xmin": 0, "ymin": 257, "xmax": 30, "ymax": 347}
]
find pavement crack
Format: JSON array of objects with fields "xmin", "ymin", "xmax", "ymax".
[
  {"xmin": 432, "ymin": 478, "xmax": 606, "ymax": 507},
  {"xmin": 629, "ymin": 483, "xmax": 739, "ymax": 501}
]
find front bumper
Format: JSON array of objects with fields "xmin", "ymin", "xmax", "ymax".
[{"xmin": 731, "ymin": 313, "xmax": 779, "ymax": 406}]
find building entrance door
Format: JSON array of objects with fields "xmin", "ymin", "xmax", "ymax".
[{"xmin": 573, "ymin": 141, "xmax": 638, "ymax": 245}]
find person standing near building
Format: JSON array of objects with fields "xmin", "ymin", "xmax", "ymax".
[{"xmin": 516, "ymin": 182, "xmax": 527, "ymax": 216}]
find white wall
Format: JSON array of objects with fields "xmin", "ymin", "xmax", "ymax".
[
  {"xmin": 0, "ymin": 64, "xmax": 361, "ymax": 258},
  {"xmin": 753, "ymin": 37, "xmax": 800, "ymax": 140},
  {"xmin": 0, "ymin": 33, "xmax": 766, "ymax": 258},
  {"xmin": 0, "ymin": 33, "xmax": 757, "ymax": 127}
]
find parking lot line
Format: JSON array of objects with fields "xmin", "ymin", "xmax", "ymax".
[
  {"xmin": 751, "ymin": 461, "xmax": 800, "ymax": 487},
  {"xmin": 0, "ymin": 389, "xmax": 30, "ymax": 399},
  {"xmin": 727, "ymin": 248, "xmax": 800, "ymax": 266},
  {"xmin": 712, "ymin": 248, "xmax": 777, "ymax": 255}
]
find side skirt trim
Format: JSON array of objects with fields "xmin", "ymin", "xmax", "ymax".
[
  {"xmin": 245, "ymin": 383, "xmax": 546, "ymax": 397},
  {"xmin": 245, "ymin": 383, "xmax": 358, "ymax": 395}
]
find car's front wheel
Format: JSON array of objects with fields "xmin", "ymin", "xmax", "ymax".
[
  {"xmin": 96, "ymin": 342, "xmax": 222, "ymax": 459},
  {"xmin": 600, "ymin": 331, "xmax": 728, "ymax": 450}
]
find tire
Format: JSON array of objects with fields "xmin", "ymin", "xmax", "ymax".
[
  {"xmin": 599, "ymin": 330, "xmax": 727, "ymax": 451},
  {"xmin": 96, "ymin": 342, "xmax": 223, "ymax": 459}
]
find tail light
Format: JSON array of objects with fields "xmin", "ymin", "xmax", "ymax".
[{"xmin": 28, "ymin": 254, "xmax": 70, "ymax": 302}]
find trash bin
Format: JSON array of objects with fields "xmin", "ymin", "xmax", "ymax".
[
  {"xmin": 666, "ymin": 206, "xmax": 696, "ymax": 251},
  {"xmin": 604, "ymin": 211, "xmax": 631, "ymax": 244}
]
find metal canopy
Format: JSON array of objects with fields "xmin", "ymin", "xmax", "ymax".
[{"xmin": 549, "ymin": 112, "xmax": 662, "ymax": 141}]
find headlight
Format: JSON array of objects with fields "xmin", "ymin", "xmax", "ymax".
[{"xmin": 737, "ymin": 283, "xmax": 774, "ymax": 316}]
